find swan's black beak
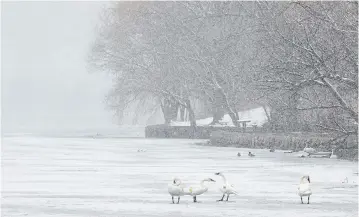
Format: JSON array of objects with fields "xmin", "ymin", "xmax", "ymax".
[
  {"xmin": 307, "ymin": 176, "xmax": 311, "ymax": 183},
  {"xmin": 214, "ymin": 172, "xmax": 220, "ymax": 175},
  {"xmin": 210, "ymin": 178, "xmax": 216, "ymax": 182}
]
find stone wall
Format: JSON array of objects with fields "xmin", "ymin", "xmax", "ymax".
[
  {"xmin": 209, "ymin": 130, "xmax": 358, "ymax": 161},
  {"xmin": 145, "ymin": 124, "xmax": 251, "ymax": 139}
]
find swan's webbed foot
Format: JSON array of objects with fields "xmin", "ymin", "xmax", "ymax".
[
  {"xmin": 307, "ymin": 196, "xmax": 310, "ymax": 204},
  {"xmin": 217, "ymin": 194, "xmax": 225, "ymax": 202},
  {"xmin": 300, "ymin": 197, "xmax": 303, "ymax": 204},
  {"xmin": 177, "ymin": 196, "xmax": 180, "ymax": 204},
  {"xmin": 172, "ymin": 196, "xmax": 175, "ymax": 204},
  {"xmin": 226, "ymin": 195, "xmax": 230, "ymax": 201},
  {"xmin": 193, "ymin": 196, "xmax": 197, "ymax": 203}
]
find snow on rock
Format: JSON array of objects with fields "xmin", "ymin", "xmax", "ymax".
[{"xmin": 171, "ymin": 106, "xmax": 268, "ymax": 127}]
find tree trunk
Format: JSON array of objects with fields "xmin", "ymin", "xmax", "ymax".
[
  {"xmin": 180, "ymin": 106, "xmax": 185, "ymax": 121},
  {"xmin": 210, "ymin": 102, "xmax": 224, "ymax": 125},
  {"xmin": 262, "ymin": 105, "xmax": 271, "ymax": 123},
  {"xmin": 186, "ymin": 99, "xmax": 197, "ymax": 128},
  {"xmin": 215, "ymin": 88, "xmax": 239, "ymax": 126},
  {"xmin": 160, "ymin": 98, "xmax": 178, "ymax": 125},
  {"xmin": 185, "ymin": 99, "xmax": 197, "ymax": 138},
  {"xmin": 216, "ymin": 87, "xmax": 238, "ymax": 126}
]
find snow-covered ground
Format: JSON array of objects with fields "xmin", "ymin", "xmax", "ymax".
[
  {"xmin": 170, "ymin": 107, "xmax": 268, "ymax": 127},
  {"xmin": 2, "ymin": 136, "xmax": 358, "ymax": 217}
]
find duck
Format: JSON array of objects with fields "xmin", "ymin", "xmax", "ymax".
[
  {"xmin": 185, "ymin": 178, "xmax": 216, "ymax": 202},
  {"xmin": 137, "ymin": 149, "xmax": 146, "ymax": 152},
  {"xmin": 330, "ymin": 149, "xmax": 337, "ymax": 159},
  {"xmin": 237, "ymin": 152, "xmax": 241, "ymax": 157},
  {"xmin": 168, "ymin": 177, "xmax": 185, "ymax": 204},
  {"xmin": 248, "ymin": 152, "xmax": 255, "ymax": 157},
  {"xmin": 298, "ymin": 175, "xmax": 312, "ymax": 204},
  {"xmin": 214, "ymin": 172, "xmax": 237, "ymax": 201},
  {"xmin": 303, "ymin": 144, "xmax": 316, "ymax": 154}
]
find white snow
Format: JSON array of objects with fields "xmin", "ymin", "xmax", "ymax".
[
  {"xmin": 1, "ymin": 135, "xmax": 358, "ymax": 217},
  {"xmin": 170, "ymin": 107, "xmax": 268, "ymax": 127}
]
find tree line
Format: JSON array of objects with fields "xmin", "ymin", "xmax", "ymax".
[{"xmin": 88, "ymin": 1, "xmax": 358, "ymax": 142}]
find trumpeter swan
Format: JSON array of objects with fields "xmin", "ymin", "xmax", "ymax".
[
  {"xmin": 214, "ymin": 172, "xmax": 237, "ymax": 201},
  {"xmin": 330, "ymin": 149, "xmax": 338, "ymax": 159},
  {"xmin": 298, "ymin": 175, "xmax": 312, "ymax": 204},
  {"xmin": 303, "ymin": 144, "xmax": 316, "ymax": 154},
  {"xmin": 248, "ymin": 152, "xmax": 255, "ymax": 157},
  {"xmin": 168, "ymin": 177, "xmax": 185, "ymax": 204},
  {"xmin": 185, "ymin": 178, "xmax": 216, "ymax": 202}
]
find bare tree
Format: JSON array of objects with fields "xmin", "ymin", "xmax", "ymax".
[{"xmin": 255, "ymin": 1, "xmax": 357, "ymax": 137}]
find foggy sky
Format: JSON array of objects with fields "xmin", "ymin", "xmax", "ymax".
[{"xmin": 1, "ymin": 1, "xmax": 120, "ymax": 133}]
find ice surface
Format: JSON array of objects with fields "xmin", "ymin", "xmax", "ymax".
[{"xmin": 1, "ymin": 136, "xmax": 358, "ymax": 217}]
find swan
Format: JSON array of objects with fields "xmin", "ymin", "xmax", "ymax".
[
  {"xmin": 168, "ymin": 177, "xmax": 185, "ymax": 204},
  {"xmin": 297, "ymin": 151, "xmax": 309, "ymax": 158},
  {"xmin": 298, "ymin": 175, "xmax": 312, "ymax": 204},
  {"xmin": 237, "ymin": 152, "xmax": 241, "ymax": 157},
  {"xmin": 185, "ymin": 178, "xmax": 216, "ymax": 202},
  {"xmin": 330, "ymin": 149, "xmax": 337, "ymax": 159},
  {"xmin": 214, "ymin": 172, "xmax": 237, "ymax": 201},
  {"xmin": 248, "ymin": 152, "xmax": 255, "ymax": 157},
  {"xmin": 303, "ymin": 144, "xmax": 316, "ymax": 154}
]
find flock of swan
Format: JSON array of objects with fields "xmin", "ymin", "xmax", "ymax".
[
  {"xmin": 166, "ymin": 144, "xmax": 346, "ymax": 204},
  {"xmin": 168, "ymin": 172, "xmax": 238, "ymax": 204},
  {"xmin": 168, "ymin": 172, "xmax": 311, "ymax": 204}
]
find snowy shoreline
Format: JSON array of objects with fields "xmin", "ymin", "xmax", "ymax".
[{"xmin": 2, "ymin": 136, "xmax": 358, "ymax": 217}]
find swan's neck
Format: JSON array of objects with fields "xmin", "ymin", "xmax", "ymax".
[
  {"xmin": 200, "ymin": 180, "xmax": 207, "ymax": 187},
  {"xmin": 219, "ymin": 174, "xmax": 227, "ymax": 184},
  {"xmin": 300, "ymin": 179, "xmax": 309, "ymax": 184},
  {"xmin": 331, "ymin": 150, "xmax": 334, "ymax": 155}
]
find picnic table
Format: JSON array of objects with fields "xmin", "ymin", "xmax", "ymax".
[{"xmin": 237, "ymin": 120, "xmax": 251, "ymax": 132}]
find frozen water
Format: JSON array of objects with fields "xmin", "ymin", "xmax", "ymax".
[{"xmin": 1, "ymin": 136, "xmax": 358, "ymax": 217}]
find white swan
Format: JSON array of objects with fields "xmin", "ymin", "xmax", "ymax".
[
  {"xmin": 214, "ymin": 172, "xmax": 237, "ymax": 201},
  {"xmin": 298, "ymin": 175, "xmax": 312, "ymax": 204},
  {"xmin": 330, "ymin": 149, "xmax": 337, "ymax": 159},
  {"xmin": 185, "ymin": 178, "xmax": 216, "ymax": 202},
  {"xmin": 248, "ymin": 152, "xmax": 255, "ymax": 157},
  {"xmin": 303, "ymin": 144, "xmax": 316, "ymax": 154},
  {"xmin": 168, "ymin": 177, "xmax": 185, "ymax": 204}
]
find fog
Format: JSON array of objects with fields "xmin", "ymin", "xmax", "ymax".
[{"xmin": 1, "ymin": 2, "xmax": 120, "ymax": 133}]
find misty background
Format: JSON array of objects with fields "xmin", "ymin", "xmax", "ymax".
[{"xmin": 1, "ymin": 2, "xmax": 147, "ymax": 134}]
